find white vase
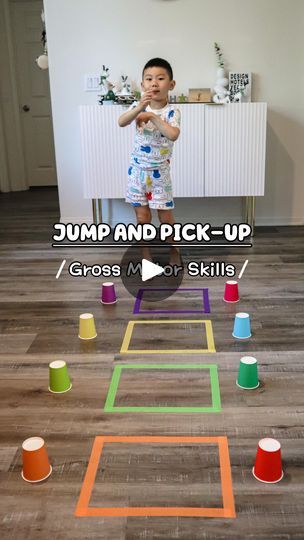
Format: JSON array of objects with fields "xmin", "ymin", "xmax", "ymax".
[
  {"xmin": 216, "ymin": 67, "xmax": 225, "ymax": 78},
  {"xmin": 217, "ymin": 77, "xmax": 228, "ymax": 87}
]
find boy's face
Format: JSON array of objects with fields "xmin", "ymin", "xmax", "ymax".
[{"xmin": 141, "ymin": 66, "xmax": 175, "ymax": 102}]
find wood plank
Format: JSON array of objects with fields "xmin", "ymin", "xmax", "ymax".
[{"xmin": 0, "ymin": 334, "xmax": 36, "ymax": 353}]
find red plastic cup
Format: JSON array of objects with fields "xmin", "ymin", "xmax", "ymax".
[
  {"xmin": 223, "ymin": 280, "xmax": 239, "ymax": 303},
  {"xmin": 253, "ymin": 438, "xmax": 283, "ymax": 483},
  {"xmin": 100, "ymin": 282, "xmax": 117, "ymax": 304}
]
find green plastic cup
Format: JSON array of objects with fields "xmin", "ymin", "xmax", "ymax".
[
  {"xmin": 49, "ymin": 360, "xmax": 72, "ymax": 393},
  {"xmin": 236, "ymin": 356, "xmax": 259, "ymax": 389}
]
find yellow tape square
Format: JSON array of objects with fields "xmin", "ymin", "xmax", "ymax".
[{"xmin": 120, "ymin": 320, "xmax": 216, "ymax": 354}]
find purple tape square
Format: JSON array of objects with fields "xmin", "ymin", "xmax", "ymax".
[{"xmin": 133, "ymin": 288, "xmax": 211, "ymax": 314}]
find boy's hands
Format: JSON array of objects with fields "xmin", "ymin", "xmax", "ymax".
[
  {"xmin": 118, "ymin": 92, "xmax": 153, "ymax": 128},
  {"xmin": 138, "ymin": 90, "xmax": 154, "ymax": 110},
  {"xmin": 118, "ymin": 95, "xmax": 153, "ymax": 128},
  {"xmin": 136, "ymin": 112, "xmax": 154, "ymax": 129}
]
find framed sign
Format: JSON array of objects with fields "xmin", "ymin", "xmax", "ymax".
[{"xmin": 229, "ymin": 72, "xmax": 251, "ymax": 102}]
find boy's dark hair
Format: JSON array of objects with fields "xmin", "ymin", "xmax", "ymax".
[{"xmin": 142, "ymin": 58, "xmax": 173, "ymax": 80}]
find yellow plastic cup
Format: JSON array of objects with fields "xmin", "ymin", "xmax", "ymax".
[{"xmin": 78, "ymin": 313, "xmax": 97, "ymax": 340}]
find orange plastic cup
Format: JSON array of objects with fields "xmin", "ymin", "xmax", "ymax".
[{"xmin": 21, "ymin": 437, "xmax": 52, "ymax": 483}]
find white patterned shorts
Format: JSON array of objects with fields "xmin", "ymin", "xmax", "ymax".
[{"xmin": 125, "ymin": 164, "xmax": 174, "ymax": 210}]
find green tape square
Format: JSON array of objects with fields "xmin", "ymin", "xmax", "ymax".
[{"xmin": 104, "ymin": 364, "xmax": 221, "ymax": 413}]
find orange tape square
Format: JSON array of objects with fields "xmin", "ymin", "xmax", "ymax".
[{"xmin": 75, "ymin": 436, "xmax": 236, "ymax": 518}]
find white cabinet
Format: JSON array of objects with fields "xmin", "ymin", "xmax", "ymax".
[
  {"xmin": 170, "ymin": 103, "xmax": 205, "ymax": 197},
  {"xmin": 205, "ymin": 103, "xmax": 267, "ymax": 196},
  {"xmin": 79, "ymin": 103, "xmax": 267, "ymax": 199}
]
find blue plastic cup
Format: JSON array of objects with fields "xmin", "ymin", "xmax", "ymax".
[{"xmin": 232, "ymin": 312, "xmax": 251, "ymax": 339}]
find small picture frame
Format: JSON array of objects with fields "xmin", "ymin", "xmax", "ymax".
[
  {"xmin": 228, "ymin": 72, "xmax": 251, "ymax": 102},
  {"xmin": 188, "ymin": 88, "xmax": 212, "ymax": 103}
]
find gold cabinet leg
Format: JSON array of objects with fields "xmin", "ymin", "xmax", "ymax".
[
  {"xmin": 244, "ymin": 196, "xmax": 255, "ymax": 236},
  {"xmin": 92, "ymin": 199, "xmax": 102, "ymax": 224}
]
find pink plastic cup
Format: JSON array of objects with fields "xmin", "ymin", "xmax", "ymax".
[{"xmin": 101, "ymin": 282, "xmax": 117, "ymax": 304}]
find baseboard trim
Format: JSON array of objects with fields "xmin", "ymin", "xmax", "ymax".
[{"xmin": 60, "ymin": 215, "xmax": 304, "ymax": 227}]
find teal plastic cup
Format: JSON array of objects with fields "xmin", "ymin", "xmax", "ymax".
[
  {"xmin": 49, "ymin": 360, "xmax": 72, "ymax": 393},
  {"xmin": 237, "ymin": 356, "xmax": 259, "ymax": 389}
]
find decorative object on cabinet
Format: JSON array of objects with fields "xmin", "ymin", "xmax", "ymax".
[
  {"xmin": 115, "ymin": 75, "xmax": 136, "ymax": 105},
  {"xmin": 188, "ymin": 88, "xmax": 211, "ymax": 103},
  {"xmin": 229, "ymin": 72, "xmax": 252, "ymax": 103},
  {"xmin": 98, "ymin": 65, "xmax": 114, "ymax": 96},
  {"xmin": 98, "ymin": 70, "xmax": 115, "ymax": 104},
  {"xmin": 212, "ymin": 43, "xmax": 230, "ymax": 104},
  {"xmin": 103, "ymin": 89, "xmax": 116, "ymax": 105},
  {"xmin": 178, "ymin": 94, "xmax": 188, "ymax": 103},
  {"xmin": 214, "ymin": 41, "xmax": 224, "ymax": 68}
]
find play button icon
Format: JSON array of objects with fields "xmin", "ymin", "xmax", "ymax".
[
  {"xmin": 142, "ymin": 259, "xmax": 164, "ymax": 281},
  {"xmin": 120, "ymin": 240, "xmax": 184, "ymax": 302}
]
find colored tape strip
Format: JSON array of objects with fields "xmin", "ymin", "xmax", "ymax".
[
  {"xmin": 75, "ymin": 436, "xmax": 235, "ymax": 518},
  {"xmin": 104, "ymin": 364, "xmax": 221, "ymax": 413},
  {"xmin": 133, "ymin": 288, "xmax": 211, "ymax": 314},
  {"xmin": 120, "ymin": 320, "xmax": 216, "ymax": 354}
]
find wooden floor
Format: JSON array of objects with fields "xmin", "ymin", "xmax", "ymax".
[{"xmin": 1, "ymin": 188, "xmax": 304, "ymax": 539}]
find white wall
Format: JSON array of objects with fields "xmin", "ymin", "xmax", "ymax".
[{"xmin": 44, "ymin": 0, "xmax": 304, "ymax": 225}]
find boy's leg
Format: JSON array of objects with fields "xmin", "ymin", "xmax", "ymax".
[
  {"xmin": 157, "ymin": 209, "xmax": 182, "ymax": 266},
  {"xmin": 134, "ymin": 205, "xmax": 153, "ymax": 261}
]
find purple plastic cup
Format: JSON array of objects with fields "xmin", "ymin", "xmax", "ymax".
[{"xmin": 101, "ymin": 282, "xmax": 117, "ymax": 304}]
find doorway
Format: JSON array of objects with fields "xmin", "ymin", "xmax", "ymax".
[{"xmin": 10, "ymin": 0, "xmax": 57, "ymax": 187}]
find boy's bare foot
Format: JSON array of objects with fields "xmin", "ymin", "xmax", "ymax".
[
  {"xmin": 169, "ymin": 246, "xmax": 182, "ymax": 267},
  {"xmin": 141, "ymin": 246, "xmax": 153, "ymax": 262}
]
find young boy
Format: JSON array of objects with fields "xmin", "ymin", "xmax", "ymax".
[{"xmin": 118, "ymin": 57, "xmax": 181, "ymax": 265}]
